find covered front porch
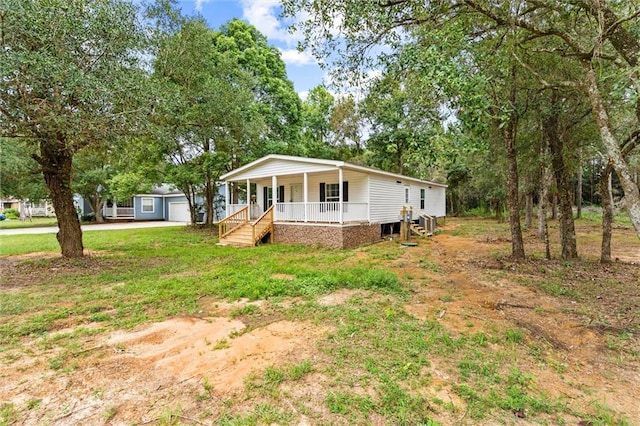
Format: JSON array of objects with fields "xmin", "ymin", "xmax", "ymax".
[
  {"xmin": 102, "ymin": 199, "xmax": 134, "ymax": 220},
  {"xmin": 222, "ymin": 168, "xmax": 370, "ymax": 225}
]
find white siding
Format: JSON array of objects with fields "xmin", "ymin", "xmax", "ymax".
[
  {"xmin": 422, "ymin": 185, "xmax": 446, "ymax": 217},
  {"xmin": 369, "ymin": 175, "xmax": 406, "ymax": 223},
  {"xmin": 226, "ymin": 158, "xmax": 336, "ymax": 180},
  {"xmin": 369, "ymin": 176, "xmax": 447, "ymax": 223}
]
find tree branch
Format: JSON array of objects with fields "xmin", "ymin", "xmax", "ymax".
[
  {"xmin": 511, "ymin": 52, "xmax": 582, "ymax": 90},
  {"xmin": 463, "ymin": 0, "xmax": 586, "ymax": 54}
]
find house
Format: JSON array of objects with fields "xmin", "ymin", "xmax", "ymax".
[
  {"xmin": 218, "ymin": 154, "xmax": 447, "ymax": 248},
  {"xmin": 1, "ymin": 198, "xmax": 55, "ymax": 217},
  {"xmin": 103, "ymin": 184, "xmax": 196, "ymax": 222},
  {"xmin": 78, "ymin": 185, "xmax": 200, "ymax": 222}
]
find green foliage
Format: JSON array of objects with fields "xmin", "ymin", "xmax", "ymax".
[
  {"xmin": 0, "ymin": 139, "xmax": 47, "ymax": 201},
  {"xmin": 0, "ymin": 402, "xmax": 18, "ymax": 425},
  {"xmin": 212, "ymin": 19, "xmax": 302, "ymax": 153},
  {"xmin": 2, "ymin": 209, "xmax": 19, "ymax": 219}
]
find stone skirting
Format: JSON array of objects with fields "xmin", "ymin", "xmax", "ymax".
[{"xmin": 273, "ymin": 222, "xmax": 381, "ymax": 248}]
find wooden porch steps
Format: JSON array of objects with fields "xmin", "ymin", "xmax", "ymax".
[
  {"xmin": 218, "ymin": 205, "xmax": 274, "ymax": 247},
  {"xmin": 410, "ymin": 223, "xmax": 433, "ymax": 237},
  {"xmin": 219, "ymin": 223, "xmax": 255, "ymax": 247}
]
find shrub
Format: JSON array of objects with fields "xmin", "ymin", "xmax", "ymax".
[
  {"xmin": 2, "ymin": 208, "xmax": 19, "ymax": 218},
  {"xmin": 81, "ymin": 213, "xmax": 96, "ymax": 222}
]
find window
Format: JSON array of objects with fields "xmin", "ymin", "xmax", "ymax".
[
  {"xmin": 405, "ymin": 187, "xmax": 410, "ymax": 204},
  {"xmin": 325, "ymin": 183, "xmax": 340, "ymax": 202},
  {"xmin": 420, "ymin": 188, "xmax": 425, "ymax": 209},
  {"xmin": 141, "ymin": 198, "xmax": 154, "ymax": 213}
]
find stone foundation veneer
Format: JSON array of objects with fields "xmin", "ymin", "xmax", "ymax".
[{"xmin": 273, "ymin": 222, "xmax": 381, "ymax": 248}]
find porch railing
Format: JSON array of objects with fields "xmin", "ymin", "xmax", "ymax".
[
  {"xmin": 103, "ymin": 207, "xmax": 135, "ymax": 218},
  {"xmin": 219, "ymin": 205, "xmax": 249, "ymax": 239},
  {"xmin": 30, "ymin": 207, "xmax": 49, "ymax": 216},
  {"xmin": 276, "ymin": 202, "xmax": 368, "ymax": 223}
]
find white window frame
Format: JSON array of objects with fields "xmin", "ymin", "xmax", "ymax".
[
  {"xmin": 141, "ymin": 197, "xmax": 154, "ymax": 213},
  {"xmin": 326, "ymin": 183, "xmax": 340, "ymax": 202}
]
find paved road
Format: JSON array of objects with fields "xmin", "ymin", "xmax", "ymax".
[{"xmin": 0, "ymin": 221, "xmax": 188, "ymax": 236}]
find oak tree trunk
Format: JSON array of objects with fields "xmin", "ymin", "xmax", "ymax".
[
  {"xmin": 600, "ymin": 164, "xmax": 613, "ymax": 263},
  {"xmin": 87, "ymin": 193, "xmax": 105, "ymax": 223},
  {"xmin": 502, "ymin": 65, "xmax": 525, "ymax": 259},
  {"xmin": 576, "ymin": 149, "xmax": 583, "ymax": 219},
  {"xmin": 37, "ymin": 141, "xmax": 84, "ymax": 258},
  {"xmin": 525, "ymin": 192, "xmax": 533, "ymax": 229},
  {"xmin": 584, "ymin": 63, "xmax": 640, "ymax": 238},
  {"xmin": 204, "ymin": 174, "xmax": 214, "ymax": 226},
  {"xmin": 544, "ymin": 92, "xmax": 578, "ymax": 259}
]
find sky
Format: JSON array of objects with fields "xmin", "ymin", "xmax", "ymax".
[{"xmin": 175, "ymin": 0, "xmax": 324, "ymax": 100}]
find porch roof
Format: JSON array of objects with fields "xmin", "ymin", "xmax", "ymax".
[{"xmin": 220, "ymin": 154, "xmax": 447, "ymax": 188}]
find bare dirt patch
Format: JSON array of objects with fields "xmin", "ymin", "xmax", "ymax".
[
  {"xmin": 402, "ymin": 221, "xmax": 640, "ymax": 423},
  {"xmin": 1, "ymin": 315, "xmax": 332, "ymax": 425},
  {"xmin": 317, "ymin": 288, "xmax": 365, "ymax": 306},
  {"xmin": 0, "ymin": 250, "xmax": 116, "ymax": 290}
]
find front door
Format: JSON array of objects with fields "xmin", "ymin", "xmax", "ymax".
[{"xmin": 290, "ymin": 183, "xmax": 303, "ymax": 202}]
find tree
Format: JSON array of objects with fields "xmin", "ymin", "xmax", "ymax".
[
  {"xmin": 330, "ymin": 95, "xmax": 363, "ymax": 155},
  {"xmin": 0, "ymin": 0, "xmax": 148, "ymax": 257},
  {"xmin": 150, "ymin": 10, "xmax": 263, "ymax": 225},
  {"xmin": 301, "ymin": 85, "xmax": 336, "ymax": 158},
  {"xmin": 212, "ymin": 19, "xmax": 303, "ymax": 159},
  {"xmin": 361, "ymin": 72, "xmax": 441, "ymax": 177},
  {"xmin": 72, "ymin": 148, "xmax": 113, "ymax": 223},
  {"xmin": 283, "ymin": 0, "xmax": 640, "ymax": 241},
  {"xmin": 0, "ymin": 138, "xmax": 49, "ymax": 204}
]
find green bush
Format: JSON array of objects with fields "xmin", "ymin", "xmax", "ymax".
[
  {"xmin": 2, "ymin": 208, "xmax": 19, "ymax": 218},
  {"xmin": 81, "ymin": 213, "xmax": 96, "ymax": 222}
]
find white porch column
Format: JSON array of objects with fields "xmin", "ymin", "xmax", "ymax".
[
  {"xmin": 113, "ymin": 198, "xmax": 117, "ymax": 219},
  {"xmin": 246, "ymin": 179, "xmax": 251, "ymax": 205},
  {"xmin": 303, "ymin": 172, "xmax": 308, "ymax": 222},
  {"xmin": 246, "ymin": 179, "xmax": 252, "ymax": 219},
  {"xmin": 338, "ymin": 168, "xmax": 344, "ymax": 224},
  {"xmin": 224, "ymin": 182, "xmax": 229, "ymax": 217},
  {"xmin": 272, "ymin": 175, "xmax": 278, "ymax": 221}
]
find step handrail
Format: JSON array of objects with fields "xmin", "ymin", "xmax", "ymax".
[
  {"xmin": 219, "ymin": 206, "xmax": 249, "ymax": 239},
  {"xmin": 420, "ymin": 214, "xmax": 436, "ymax": 235},
  {"xmin": 251, "ymin": 205, "xmax": 274, "ymax": 244}
]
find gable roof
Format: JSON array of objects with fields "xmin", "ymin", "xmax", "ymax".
[{"xmin": 220, "ymin": 154, "xmax": 447, "ymax": 188}]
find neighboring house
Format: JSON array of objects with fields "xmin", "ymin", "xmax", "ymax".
[
  {"xmin": 77, "ymin": 185, "xmax": 196, "ymax": 222},
  {"xmin": 218, "ymin": 154, "xmax": 447, "ymax": 248},
  {"xmin": 1, "ymin": 198, "xmax": 55, "ymax": 217},
  {"xmin": 79, "ymin": 184, "xmax": 228, "ymax": 223}
]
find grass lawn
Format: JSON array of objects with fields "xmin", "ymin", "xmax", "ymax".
[
  {"xmin": 0, "ymin": 217, "xmax": 58, "ymax": 229},
  {"xmin": 0, "ymin": 220, "xmax": 637, "ymax": 425}
]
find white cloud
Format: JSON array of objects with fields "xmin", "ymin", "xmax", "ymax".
[
  {"xmin": 278, "ymin": 48, "xmax": 315, "ymax": 66},
  {"xmin": 298, "ymin": 90, "xmax": 309, "ymax": 101},
  {"xmin": 240, "ymin": 0, "xmax": 299, "ymax": 45},
  {"xmin": 194, "ymin": 0, "xmax": 211, "ymax": 11}
]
